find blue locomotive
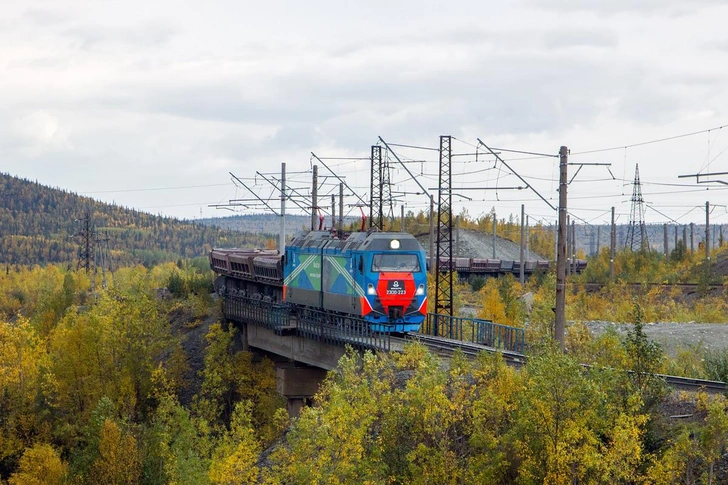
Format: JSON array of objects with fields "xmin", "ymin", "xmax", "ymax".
[{"xmin": 283, "ymin": 231, "xmax": 428, "ymax": 333}]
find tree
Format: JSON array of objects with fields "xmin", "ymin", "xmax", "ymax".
[
  {"xmin": 89, "ymin": 419, "xmax": 142, "ymax": 485},
  {"xmin": 208, "ymin": 402, "xmax": 261, "ymax": 485},
  {"xmin": 8, "ymin": 443, "xmax": 67, "ymax": 485},
  {"xmin": 512, "ymin": 348, "xmax": 603, "ymax": 484}
]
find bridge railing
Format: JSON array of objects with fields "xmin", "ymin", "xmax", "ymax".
[
  {"xmin": 223, "ymin": 295, "xmax": 290, "ymax": 333},
  {"xmin": 422, "ymin": 313, "xmax": 525, "ymax": 353},
  {"xmin": 296, "ymin": 309, "xmax": 391, "ymax": 352}
]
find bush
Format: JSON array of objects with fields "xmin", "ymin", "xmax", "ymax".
[
  {"xmin": 167, "ymin": 271, "xmax": 186, "ymax": 297},
  {"xmin": 704, "ymin": 348, "xmax": 728, "ymax": 384}
]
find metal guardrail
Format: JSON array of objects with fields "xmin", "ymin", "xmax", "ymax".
[
  {"xmin": 224, "ymin": 294, "xmax": 391, "ymax": 352},
  {"xmin": 422, "ymin": 313, "xmax": 525, "ymax": 353},
  {"xmin": 224, "ymin": 295, "xmax": 290, "ymax": 333},
  {"xmin": 296, "ymin": 309, "xmax": 391, "ymax": 352}
]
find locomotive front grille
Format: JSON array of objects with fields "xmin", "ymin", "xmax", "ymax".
[{"xmin": 388, "ymin": 306, "xmax": 404, "ymax": 319}]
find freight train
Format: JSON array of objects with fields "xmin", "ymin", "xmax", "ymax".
[
  {"xmin": 209, "ymin": 230, "xmax": 429, "ymax": 333},
  {"xmin": 436, "ymin": 257, "xmax": 586, "ymax": 275}
]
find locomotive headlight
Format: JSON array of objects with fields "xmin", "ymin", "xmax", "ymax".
[
  {"xmin": 367, "ymin": 283, "xmax": 377, "ymax": 295},
  {"xmin": 416, "ymin": 284, "xmax": 425, "ymax": 295},
  {"xmin": 390, "ymin": 239, "xmax": 400, "ymax": 249}
]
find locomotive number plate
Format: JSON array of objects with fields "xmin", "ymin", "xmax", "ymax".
[{"xmin": 386, "ymin": 280, "xmax": 407, "ymax": 295}]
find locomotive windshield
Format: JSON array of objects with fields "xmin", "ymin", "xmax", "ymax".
[{"xmin": 371, "ymin": 253, "xmax": 421, "ymax": 272}]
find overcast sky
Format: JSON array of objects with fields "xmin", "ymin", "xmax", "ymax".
[{"xmin": 2, "ymin": 0, "xmax": 728, "ymax": 229}]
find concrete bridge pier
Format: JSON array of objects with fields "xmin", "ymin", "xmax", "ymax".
[{"xmin": 276, "ymin": 365, "xmax": 328, "ymax": 417}]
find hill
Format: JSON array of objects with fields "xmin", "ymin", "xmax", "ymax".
[{"xmin": 0, "ymin": 172, "xmax": 268, "ymax": 267}]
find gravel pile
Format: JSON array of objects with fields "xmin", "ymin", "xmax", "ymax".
[
  {"xmin": 418, "ymin": 228, "xmax": 548, "ymax": 261},
  {"xmin": 583, "ymin": 321, "xmax": 728, "ymax": 356}
]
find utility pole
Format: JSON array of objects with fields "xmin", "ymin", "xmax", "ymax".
[
  {"xmin": 683, "ymin": 226, "xmax": 687, "ymax": 252},
  {"xmin": 610, "ymin": 207, "xmax": 615, "ymax": 279},
  {"xmin": 664, "ymin": 224, "xmax": 669, "ymax": 257},
  {"xmin": 571, "ymin": 220, "xmax": 576, "ymax": 274},
  {"xmin": 338, "ymin": 183, "xmax": 344, "ymax": 233},
  {"xmin": 555, "ymin": 146, "xmax": 568, "ymax": 350},
  {"xmin": 519, "ymin": 204, "xmax": 525, "ymax": 285},
  {"xmin": 429, "ymin": 195, "xmax": 434, "ymax": 274},
  {"xmin": 690, "ymin": 222, "xmax": 694, "ymax": 254},
  {"xmin": 596, "ymin": 226, "xmax": 601, "ymax": 256},
  {"xmin": 674, "ymin": 226, "xmax": 678, "ymax": 254},
  {"xmin": 493, "ymin": 210, "xmax": 497, "ymax": 259},
  {"xmin": 280, "ymin": 162, "xmax": 286, "ymax": 253},
  {"xmin": 706, "ymin": 201, "xmax": 710, "ymax": 279},
  {"xmin": 311, "ymin": 165, "xmax": 318, "ymax": 231},
  {"xmin": 331, "ymin": 195, "xmax": 336, "ymax": 230}
]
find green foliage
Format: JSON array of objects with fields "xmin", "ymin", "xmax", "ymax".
[
  {"xmin": 624, "ymin": 303, "xmax": 667, "ymax": 410},
  {"xmin": 267, "ymin": 344, "xmax": 657, "ymax": 484},
  {"xmin": 208, "ymin": 401, "xmax": 261, "ymax": 484},
  {"xmin": 468, "ymin": 274, "xmax": 486, "ymax": 292},
  {"xmin": 703, "ymin": 348, "xmax": 728, "ymax": 384},
  {"xmin": 194, "ymin": 324, "xmax": 284, "ymax": 444},
  {"xmin": 167, "ymin": 270, "xmax": 187, "ymax": 298}
]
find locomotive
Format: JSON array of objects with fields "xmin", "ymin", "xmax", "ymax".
[{"xmin": 209, "ymin": 230, "xmax": 429, "ymax": 333}]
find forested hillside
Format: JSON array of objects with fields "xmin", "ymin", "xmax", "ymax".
[{"xmin": 0, "ymin": 173, "xmax": 270, "ymax": 267}]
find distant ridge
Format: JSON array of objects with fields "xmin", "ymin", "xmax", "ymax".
[{"xmin": 0, "ymin": 172, "xmax": 268, "ymax": 267}]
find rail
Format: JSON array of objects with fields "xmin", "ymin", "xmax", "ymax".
[
  {"xmin": 410, "ymin": 334, "xmax": 726, "ymax": 394},
  {"xmin": 422, "ymin": 313, "xmax": 526, "ymax": 353}
]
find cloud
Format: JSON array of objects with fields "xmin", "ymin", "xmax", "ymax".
[
  {"xmin": 22, "ymin": 8, "xmax": 71, "ymax": 26},
  {"xmin": 62, "ymin": 23, "xmax": 176, "ymax": 49},
  {"xmin": 542, "ymin": 28, "xmax": 618, "ymax": 49},
  {"xmin": 11, "ymin": 111, "xmax": 72, "ymax": 150},
  {"xmin": 525, "ymin": 0, "xmax": 725, "ymax": 16}
]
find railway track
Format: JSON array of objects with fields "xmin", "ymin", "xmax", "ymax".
[
  {"xmin": 582, "ymin": 282, "xmax": 723, "ymax": 291},
  {"xmin": 402, "ymin": 333, "xmax": 527, "ymax": 367},
  {"xmin": 400, "ymin": 333, "xmax": 727, "ymax": 394}
]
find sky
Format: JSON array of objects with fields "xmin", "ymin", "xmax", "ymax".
[{"xmin": 2, "ymin": 0, "xmax": 728, "ymax": 229}]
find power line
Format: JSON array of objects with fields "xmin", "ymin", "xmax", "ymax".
[{"xmin": 572, "ymin": 123, "xmax": 728, "ymax": 155}]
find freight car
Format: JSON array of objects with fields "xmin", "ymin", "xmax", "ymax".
[
  {"xmin": 433, "ymin": 257, "xmax": 585, "ymax": 276},
  {"xmin": 210, "ymin": 230, "xmax": 429, "ymax": 333}
]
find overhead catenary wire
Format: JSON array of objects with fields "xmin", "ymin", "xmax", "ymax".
[{"xmin": 572, "ymin": 123, "xmax": 728, "ymax": 155}]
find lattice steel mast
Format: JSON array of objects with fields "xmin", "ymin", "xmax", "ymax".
[
  {"xmin": 370, "ymin": 145, "xmax": 383, "ymax": 230},
  {"xmin": 625, "ymin": 163, "xmax": 649, "ymax": 251},
  {"xmin": 369, "ymin": 145, "xmax": 394, "ymax": 230},
  {"xmin": 434, "ymin": 135, "xmax": 453, "ymax": 316},
  {"xmin": 76, "ymin": 209, "xmax": 94, "ymax": 273}
]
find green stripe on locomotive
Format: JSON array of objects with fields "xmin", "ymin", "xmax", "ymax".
[{"xmin": 285, "ymin": 253, "xmax": 322, "ymax": 291}]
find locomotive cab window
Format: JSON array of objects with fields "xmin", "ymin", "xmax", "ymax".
[{"xmin": 371, "ymin": 254, "xmax": 420, "ymax": 272}]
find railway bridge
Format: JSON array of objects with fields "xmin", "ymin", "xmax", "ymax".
[{"xmin": 223, "ymin": 294, "xmax": 526, "ymax": 415}]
